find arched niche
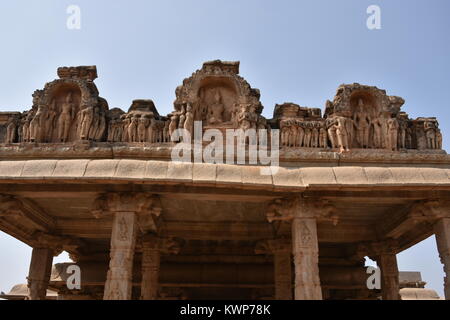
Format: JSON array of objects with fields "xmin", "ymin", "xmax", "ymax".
[
  {"xmin": 37, "ymin": 78, "xmax": 99, "ymax": 142},
  {"xmin": 173, "ymin": 61, "xmax": 263, "ymax": 129},
  {"xmin": 45, "ymin": 83, "xmax": 82, "ymax": 142},
  {"xmin": 195, "ymin": 77, "xmax": 239, "ymax": 124},
  {"xmin": 349, "ymin": 91, "xmax": 380, "ymax": 119}
]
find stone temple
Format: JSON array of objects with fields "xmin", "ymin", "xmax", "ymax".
[{"xmin": 0, "ymin": 60, "xmax": 448, "ymax": 300}]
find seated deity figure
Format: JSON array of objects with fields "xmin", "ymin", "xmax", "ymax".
[
  {"xmin": 29, "ymin": 105, "xmax": 47, "ymax": 142},
  {"xmin": 207, "ymin": 90, "xmax": 225, "ymax": 125},
  {"xmin": 354, "ymin": 99, "xmax": 371, "ymax": 148},
  {"xmin": 58, "ymin": 93, "xmax": 75, "ymax": 142},
  {"xmin": 78, "ymin": 106, "xmax": 94, "ymax": 140},
  {"xmin": 387, "ymin": 116, "xmax": 400, "ymax": 151}
]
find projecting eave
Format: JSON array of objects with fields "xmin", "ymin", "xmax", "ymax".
[{"xmin": 0, "ymin": 158, "xmax": 448, "ymax": 191}]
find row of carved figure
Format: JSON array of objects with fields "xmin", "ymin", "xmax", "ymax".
[
  {"xmin": 3, "ymin": 97, "xmax": 442, "ymax": 151},
  {"xmin": 108, "ymin": 112, "xmax": 169, "ymax": 143},
  {"xmin": 4, "ymin": 102, "xmax": 269, "ymax": 145},
  {"xmin": 280, "ymin": 120, "xmax": 328, "ymax": 148},
  {"xmin": 280, "ymin": 114, "xmax": 442, "ymax": 152},
  {"xmin": 107, "ymin": 104, "xmax": 201, "ymax": 143},
  {"xmin": 5, "ymin": 94, "xmax": 107, "ymax": 144}
]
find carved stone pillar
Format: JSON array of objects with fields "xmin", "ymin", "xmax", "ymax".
[
  {"xmin": 434, "ymin": 218, "xmax": 450, "ymax": 300},
  {"xmin": 377, "ymin": 252, "xmax": 400, "ymax": 300},
  {"xmin": 27, "ymin": 247, "xmax": 54, "ymax": 300},
  {"xmin": 255, "ymin": 238, "xmax": 292, "ymax": 300},
  {"xmin": 140, "ymin": 235, "xmax": 181, "ymax": 300},
  {"xmin": 27, "ymin": 232, "xmax": 69, "ymax": 300},
  {"xmin": 104, "ymin": 211, "xmax": 138, "ymax": 300},
  {"xmin": 367, "ymin": 240, "xmax": 400, "ymax": 300},
  {"xmin": 266, "ymin": 198, "xmax": 336, "ymax": 300},
  {"xmin": 274, "ymin": 246, "xmax": 292, "ymax": 300},
  {"xmin": 91, "ymin": 193, "xmax": 162, "ymax": 300},
  {"xmin": 140, "ymin": 235, "xmax": 160, "ymax": 300},
  {"xmin": 292, "ymin": 215, "xmax": 322, "ymax": 300}
]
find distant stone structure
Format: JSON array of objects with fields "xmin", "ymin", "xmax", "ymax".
[{"xmin": 0, "ymin": 61, "xmax": 449, "ymax": 300}]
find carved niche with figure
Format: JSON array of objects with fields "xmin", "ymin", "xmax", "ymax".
[
  {"xmin": 10, "ymin": 66, "xmax": 107, "ymax": 143},
  {"xmin": 171, "ymin": 60, "xmax": 266, "ymax": 134},
  {"xmin": 275, "ymin": 83, "xmax": 444, "ymax": 152}
]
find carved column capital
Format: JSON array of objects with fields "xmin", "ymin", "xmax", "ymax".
[
  {"xmin": 266, "ymin": 197, "xmax": 338, "ymax": 225},
  {"xmin": 29, "ymin": 231, "xmax": 82, "ymax": 257},
  {"xmin": 409, "ymin": 200, "xmax": 450, "ymax": 221},
  {"xmin": 91, "ymin": 192, "xmax": 161, "ymax": 216},
  {"xmin": 91, "ymin": 193, "xmax": 162, "ymax": 233},
  {"xmin": 357, "ymin": 239, "xmax": 399, "ymax": 260}
]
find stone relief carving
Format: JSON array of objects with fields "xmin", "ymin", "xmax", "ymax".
[
  {"xmin": 275, "ymin": 84, "xmax": 444, "ymax": 153},
  {"xmin": 0, "ymin": 64, "xmax": 444, "ymax": 152}
]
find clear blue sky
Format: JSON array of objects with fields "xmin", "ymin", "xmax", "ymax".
[{"xmin": 0, "ymin": 0, "xmax": 448, "ymax": 297}]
